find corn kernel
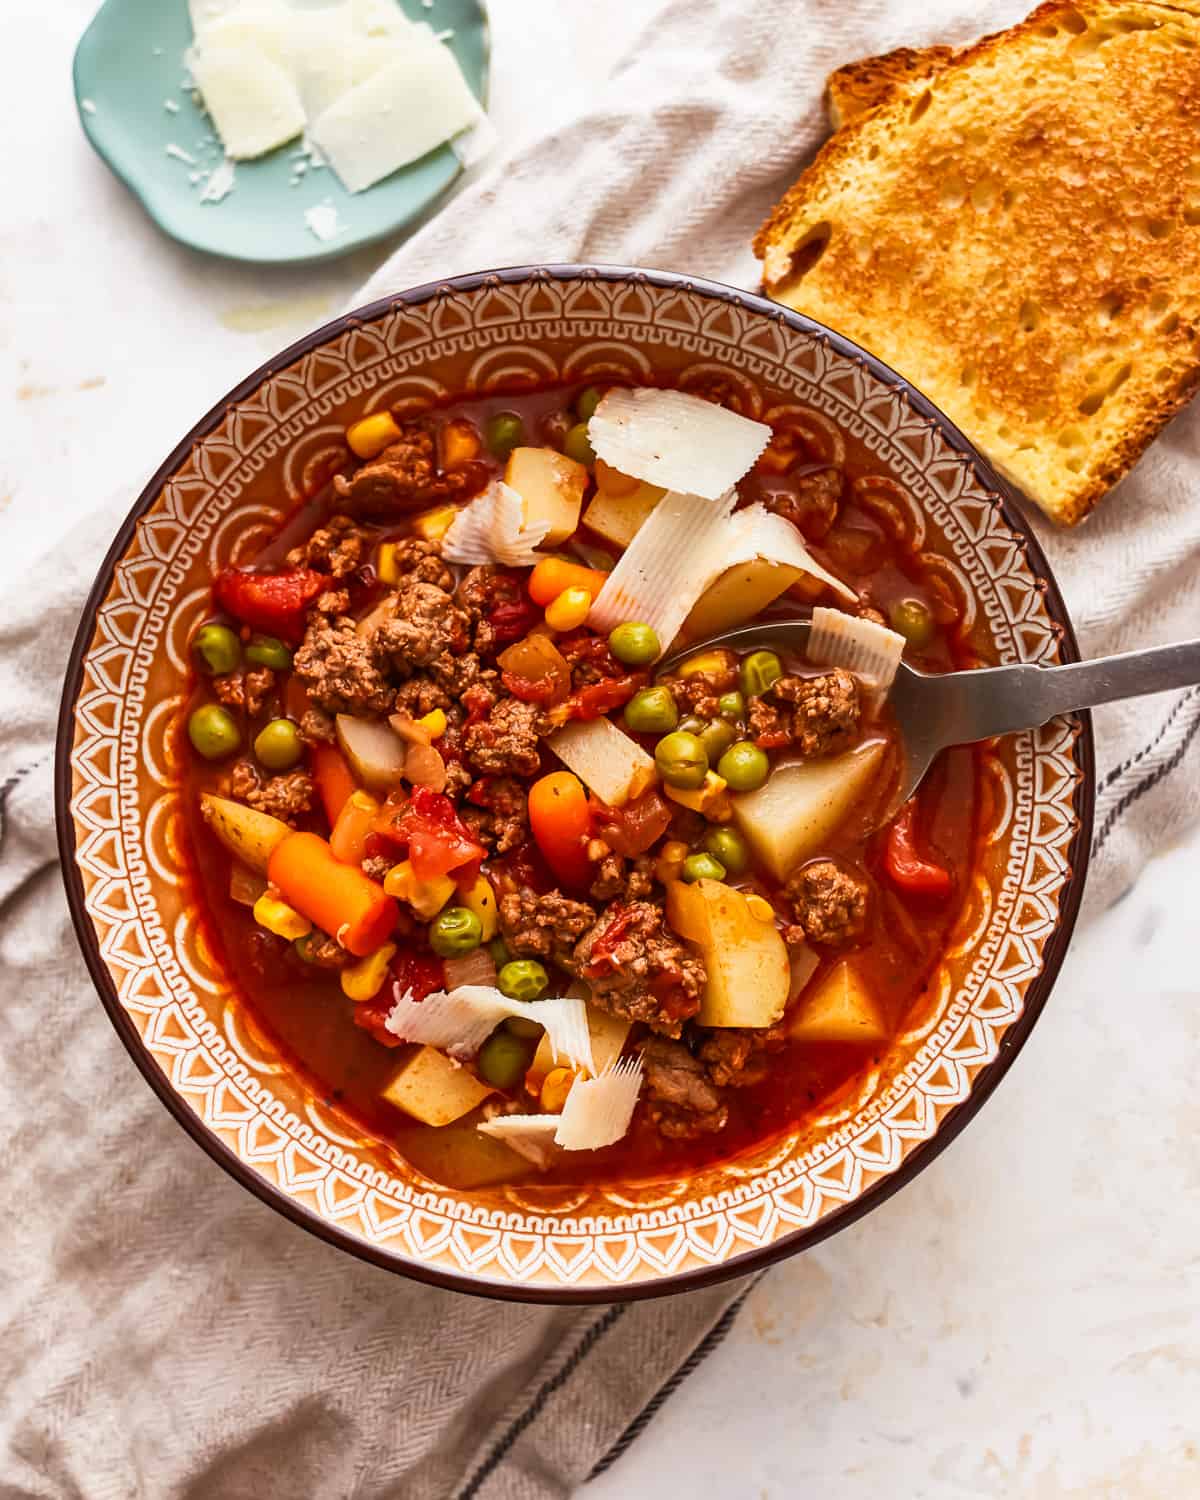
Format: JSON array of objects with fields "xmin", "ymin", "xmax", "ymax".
[
  {"xmin": 677, "ymin": 648, "xmax": 736, "ymax": 679},
  {"xmin": 341, "ymin": 942, "xmax": 397, "ymax": 1002},
  {"xmin": 411, "ymin": 503, "xmax": 460, "ymax": 543},
  {"xmin": 377, "ymin": 542, "xmax": 400, "ymax": 584},
  {"xmin": 540, "ymin": 1067, "xmax": 577, "ymax": 1113},
  {"xmin": 460, "ymin": 874, "xmax": 499, "ymax": 941},
  {"xmin": 441, "ymin": 418, "xmax": 481, "ymax": 468},
  {"xmin": 383, "ymin": 859, "xmax": 455, "ymax": 919},
  {"xmin": 346, "ymin": 411, "xmax": 400, "ymax": 460},
  {"xmin": 664, "ymin": 771, "xmax": 732, "ymax": 821},
  {"xmin": 746, "ymin": 894, "xmax": 775, "ymax": 923},
  {"xmin": 252, "ymin": 892, "xmax": 311, "ymax": 941},
  {"xmin": 544, "ymin": 586, "xmax": 593, "ymax": 632},
  {"xmin": 654, "ymin": 839, "xmax": 689, "ymax": 885},
  {"xmin": 417, "ymin": 708, "xmax": 447, "ymax": 740}
]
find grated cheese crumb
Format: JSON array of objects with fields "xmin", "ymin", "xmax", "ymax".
[
  {"xmin": 80, "ymin": 97, "xmax": 97, "ymax": 114},
  {"xmin": 200, "ymin": 158, "xmax": 236, "ymax": 203},
  {"xmin": 434, "ymin": 27, "xmax": 454, "ymax": 40},
  {"xmin": 166, "ymin": 143, "xmax": 197, "ymax": 164},
  {"xmin": 304, "ymin": 200, "xmax": 344, "ymax": 242},
  {"xmin": 164, "ymin": 98, "xmax": 180, "ymax": 113}
]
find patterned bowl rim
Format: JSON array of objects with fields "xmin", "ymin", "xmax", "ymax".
[{"xmin": 54, "ymin": 264, "xmax": 1096, "ymax": 1304}]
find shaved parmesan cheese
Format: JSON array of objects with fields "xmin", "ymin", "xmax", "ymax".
[
  {"xmin": 309, "ymin": 39, "xmax": 480, "ymax": 193},
  {"xmin": 385, "ymin": 986, "xmax": 595, "ymax": 1074},
  {"xmin": 547, "ymin": 718, "xmax": 657, "ymax": 808},
  {"xmin": 187, "ymin": 41, "xmax": 306, "ymax": 159},
  {"xmin": 721, "ymin": 505, "xmax": 855, "ymax": 604},
  {"xmin": 200, "ymin": 158, "xmax": 236, "ymax": 202},
  {"xmin": 476, "ymin": 1113, "xmax": 560, "ymax": 1168},
  {"xmin": 807, "ymin": 606, "xmax": 905, "ymax": 700},
  {"xmin": 441, "ymin": 482, "xmax": 550, "ymax": 568},
  {"xmin": 589, "ymin": 489, "xmax": 738, "ymax": 647},
  {"xmin": 304, "ymin": 199, "xmax": 344, "ymax": 241},
  {"xmin": 196, "ymin": 6, "xmax": 292, "ymax": 66},
  {"xmin": 588, "ymin": 388, "xmax": 771, "ymax": 502},
  {"xmin": 554, "ymin": 1058, "xmax": 644, "ymax": 1150}
]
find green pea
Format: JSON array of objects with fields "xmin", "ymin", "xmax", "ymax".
[
  {"xmin": 681, "ymin": 852, "xmax": 726, "ymax": 884},
  {"xmin": 245, "ymin": 635, "xmax": 293, "ymax": 671},
  {"xmin": 488, "ymin": 937, "xmax": 512, "ymax": 969},
  {"xmin": 429, "ymin": 906, "xmax": 483, "ymax": 958},
  {"xmin": 678, "ymin": 715, "xmax": 707, "ymax": 736},
  {"xmin": 703, "ymin": 826, "xmax": 749, "ymax": 875},
  {"xmin": 624, "ymin": 686, "xmax": 678, "ymax": 735},
  {"xmin": 188, "ymin": 703, "xmax": 241, "ymax": 761},
  {"xmin": 504, "ymin": 1016, "xmax": 544, "ymax": 1040},
  {"xmin": 654, "ymin": 731, "xmax": 709, "ymax": 790},
  {"xmin": 889, "ymin": 597, "xmax": 936, "ymax": 649},
  {"xmin": 485, "ymin": 411, "xmax": 524, "ymax": 458},
  {"xmin": 497, "ymin": 959, "xmax": 549, "ymax": 1002},
  {"xmin": 254, "ymin": 718, "xmax": 303, "ymax": 771},
  {"xmin": 608, "ymin": 622, "xmax": 661, "ymax": 667},
  {"xmin": 718, "ymin": 740, "xmax": 770, "ymax": 792},
  {"xmin": 739, "ymin": 650, "xmax": 783, "ymax": 698},
  {"xmin": 477, "ymin": 1029, "xmax": 532, "ymax": 1090},
  {"xmin": 575, "ymin": 385, "xmax": 604, "ymax": 421},
  {"xmin": 718, "ymin": 691, "xmax": 745, "ymax": 722},
  {"xmin": 193, "ymin": 623, "xmax": 241, "ymax": 676},
  {"xmin": 699, "ymin": 719, "xmax": 737, "ymax": 763},
  {"xmin": 563, "ymin": 422, "xmax": 596, "ymax": 467}
]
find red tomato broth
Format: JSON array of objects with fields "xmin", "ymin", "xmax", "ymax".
[{"xmin": 177, "ymin": 378, "xmax": 990, "ymax": 1192}]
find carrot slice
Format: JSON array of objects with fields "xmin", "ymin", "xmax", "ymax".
[
  {"xmin": 528, "ymin": 557, "xmax": 609, "ymax": 607},
  {"xmin": 527, "ymin": 771, "xmax": 592, "ymax": 889},
  {"xmin": 268, "ymin": 832, "xmax": 397, "ymax": 956},
  {"xmin": 311, "ymin": 743, "xmax": 358, "ymax": 827}
]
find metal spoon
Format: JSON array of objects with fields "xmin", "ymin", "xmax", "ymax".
[{"xmin": 660, "ymin": 618, "xmax": 1200, "ymax": 810}]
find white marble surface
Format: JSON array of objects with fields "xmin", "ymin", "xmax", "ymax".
[{"xmin": 7, "ymin": 4, "xmax": 1200, "ymax": 1497}]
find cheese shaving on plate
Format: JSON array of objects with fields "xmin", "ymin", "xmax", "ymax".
[
  {"xmin": 385, "ymin": 985, "xmax": 594, "ymax": 1074},
  {"xmin": 475, "ymin": 1114, "xmax": 560, "ymax": 1167},
  {"xmin": 807, "ymin": 606, "xmax": 906, "ymax": 698},
  {"xmin": 441, "ymin": 481, "xmax": 550, "ymax": 567},
  {"xmin": 587, "ymin": 388, "xmax": 771, "ymax": 501}
]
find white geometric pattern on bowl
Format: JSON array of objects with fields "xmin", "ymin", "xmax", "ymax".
[{"xmin": 61, "ymin": 269, "xmax": 1090, "ymax": 1297}]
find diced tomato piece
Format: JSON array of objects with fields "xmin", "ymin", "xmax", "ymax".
[
  {"xmin": 212, "ymin": 566, "xmax": 326, "ymax": 643},
  {"xmin": 371, "ymin": 786, "xmax": 486, "ymax": 882},
  {"xmin": 591, "ymin": 788, "xmax": 672, "ymax": 858},
  {"xmin": 501, "ymin": 670, "xmax": 560, "ymax": 705},
  {"xmin": 884, "ymin": 799, "xmax": 953, "ymax": 899},
  {"xmin": 543, "ymin": 672, "xmax": 647, "ymax": 728}
]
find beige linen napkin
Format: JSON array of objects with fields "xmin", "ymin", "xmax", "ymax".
[{"xmin": 2, "ymin": 2, "xmax": 1197, "ymax": 1497}]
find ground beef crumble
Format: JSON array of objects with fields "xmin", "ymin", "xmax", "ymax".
[
  {"xmin": 764, "ymin": 466, "xmax": 843, "ymax": 542},
  {"xmin": 460, "ymin": 777, "xmax": 528, "ymax": 854},
  {"xmin": 299, "ymin": 706, "xmax": 336, "ymax": 744},
  {"xmin": 640, "ymin": 1037, "xmax": 728, "ymax": 1139},
  {"xmin": 286, "ymin": 515, "xmax": 372, "ymax": 579},
  {"xmin": 773, "ymin": 669, "xmax": 861, "ymax": 757},
  {"xmin": 227, "ymin": 760, "xmax": 314, "ymax": 825},
  {"xmin": 573, "ymin": 901, "xmax": 705, "ymax": 1037},
  {"xmin": 498, "ymin": 889, "xmax": 597, "ymax": 968},
  {"xmin": 293, "ymin": 617, "xmax": 394, "ymax": 717},
  {"xmin": 784, "ymin": 859, "xmax": 869, "ymax": 947},
  {"xmin": 372, "ymin": 579, "xmax": 470, "ymax": 671},
  {"xmin": 660, "ymin": 665, "xmax": 737, "ymax": 721},
  {"xmin": 698, "ymin": 1025, "xmax": 786, "ymax": 1089},
  {"xmin": 333, "ymin": 422, "xmax": 476, "ymax": 516},
  {"xmin": 463, "ymin": 698, "xmax": 542, "ymax": 777},
  {"xmin": 586, "ymin": 843, "xmax": 655, "ymax": 903},
  {"xmin": 213, "ymin": 667, "xmax": 275, "ymax": 718}
]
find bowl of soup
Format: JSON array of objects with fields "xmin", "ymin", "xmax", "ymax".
[{"xmin": 56, "ymin": 266, "xmax": 1093, "ymax": 1301}]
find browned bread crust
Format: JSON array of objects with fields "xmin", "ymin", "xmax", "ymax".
[
  {"xmin": 757, "ymin": 0, "xmax": 1200, "ymax": 525},
  {"xmin": 826, "ymin": 45, "xmax": 956, "ymax": 127}
]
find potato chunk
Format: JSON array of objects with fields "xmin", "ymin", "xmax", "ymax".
[
  {"xmin": 504, "ymin": 447, "xmax": 588, "ymax": 545},
  {"xmin": 583, "ymin": 481, "xmax": 664, "ymax": 548},
  {"xmin": 731, "ymin": 739, "xmax": 886, "ymax": 881},
  {"xmin": 788, "ymin": 960, "xmax": 887, "ymax": 1045},
  {"xmin": 682, "ymin": 559, "xmax": 804, "ymax": 641},
  {"xmin": 667, "ymin": 879, "xmax": 789, "ymax": 1028},
  {"xmin": 200, "ymin": 793, "xmax": 291, "ymax": 874},
  {"xmin": 381, "ymin": 1046, "xmax": 493, "ymax": 1126}
]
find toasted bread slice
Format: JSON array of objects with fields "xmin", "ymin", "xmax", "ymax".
[
  {"xmin": 826, "ymin": 45, "xmax": 956, "ymax": 128},
  {"xmin": 757, "ymin": 0, "xmax": 1200, "ymax": 525}
]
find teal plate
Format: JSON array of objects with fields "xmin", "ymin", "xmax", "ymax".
[{"xmin": 73, "ymin": 0, "xmax": 490, "ymax": 265}]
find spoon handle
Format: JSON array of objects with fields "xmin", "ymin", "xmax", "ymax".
[{"xmin": 954, "ymin": 638, "xmax": 1200, "ymax": 739}]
